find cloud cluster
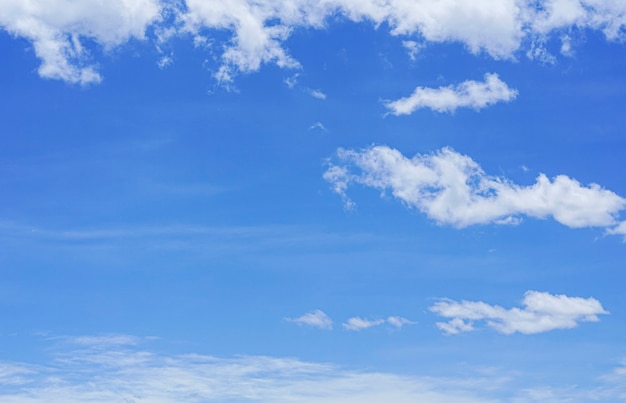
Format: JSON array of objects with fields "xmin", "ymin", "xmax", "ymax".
[
  {"xmin": 286, "ymin": 310, "xmax": 415, "ymax": 331},
  {"xmin": 324, "ymin": 146, "xmax": 626, "ymax": 231},
  {"xmin": 0, "ymin": 0, "xmax": 162, "ymax": 84},
  {"xmin": 431, "ymin": 291, "xmax": 608, "ymax": 335},
  {"xmin": 3, "ymin": 1, "xmax": 626, "ymax": 84},
  {"xmin": 384, "ymin": 74, "xmax": 518, "ymax": 115}
]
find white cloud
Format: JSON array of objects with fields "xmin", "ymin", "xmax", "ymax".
[
  {"xmin": 3, "ymin": 334, "xmax": 626, "ymax": 402},
  {"xmin": 309, "ymin": 89, "xmax": 327, "ymax": 100},
  {"xmin": 0, "ymin": 335, "xmax": 510, "ymax": 403},
  {"xmin": 309, "ymin": 121, "xmax": 327, "ymax": 131},
  {"xmin": 384, "ymin": 74, "xmax": 518, "ymax": 115},
  {"xmin": 324, "ymin": 146, "xmax": 626, "ymax": 231},
  {"xmin": 4, "ymin": 1, "xmax": 626, "ymax": 84},
  {"xmin": 0, "ymin": 0, "xmax": 162, "ymax": 84},
  {"xmin": 387, "ymin": 316, "xmax": 416, "ymax": 329},
  {"xmin": 402, "ymin": 40, "xmax": 422, "ymax": 61},
  {"xmin": 343, "ymin": 317, "xmax": 385, "ymax": 331},
  {"xmin": 430, "ymin": 291, "xmax": 608, "ymax": 335},
  {"xmin": 285, "ymin": 309, "xmax": 333, "ymax": 330}
]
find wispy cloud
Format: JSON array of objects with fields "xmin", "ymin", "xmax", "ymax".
[
  {"xmin": 324, "ymin": 146, "xmax": 626, "ymax": 232},
  {"xmin": 309, "ymin": 121, "xmax": 327, "ymax": 131},
  {"xmin": 387, "ymin": 316, "xmax": 416, "ymax": 329},
  {"xmin": 342, "ymin": 316, "xmax": 415, "ymax": 331},
  {"xmin": 384, "ymin": 74, "xmax": 517, "ymax": 115},
  {"xmin": 342, "ymin": 317, "xmax": 385, "ymax": 331},
  {"xmin": 0, "ymin": 336, "xmax": 511, "ymax": 402},
  {"xmin": 285, "ymin": 310, "xmax": 333, "ymax": 330},
  {"xmin": 308, "ymin": 89, "xmax": 327, "ymax": 100},
  {"xmin": 2, "ymin": 335, "xmax": 625, "ymax": 402},
  {"xmin": 430, "ymin": 291, "xmax": 608, "ymax": 335}
]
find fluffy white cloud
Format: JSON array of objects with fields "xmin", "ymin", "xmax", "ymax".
[
  {"xmin": 430, "ymin": 291, "xmax": 608, "ymax": 335},
  {"xmin": 285, "ymin": 309, "xmax": 333, "ymax": 329},
  {"xmin": 0, "ymin": 0, "xmax": 162, "ymax": 84},
  {"xmin": 384, "ymin": 74, "xmax": 518, "ymax": 115},
  {"xmin": 324, "ymin": 146, "xmax": 626, "ymax": 231},
  {"xmin": 4, "ymin": 1, "xmax": 626, "ymax": 84}
]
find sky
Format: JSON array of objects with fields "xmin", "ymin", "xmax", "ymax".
[{"xmin": 1, "ymin": 0, "xmax": 626, "ymax": 401}]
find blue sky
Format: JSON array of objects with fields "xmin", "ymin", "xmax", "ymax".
[{"xmin": 2, "ymin": 1, "xmax": 626, "ymax": 401}]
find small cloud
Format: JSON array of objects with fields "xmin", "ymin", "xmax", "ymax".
[
  {"xmin": 560, "ymin": 34, "xmax": 574, "ymax": 57},
  {"xmin": 308, "ymin": 89, "xmax": 327, "ymax": 100},
  {"xmin": 308, "ymin": 122, "xmax": 327, "ymax": 131},
  {"xmin": 284, "ymin": 73, "xmax": 299, "ymax": 89},
  {"xmin": 430, "ymin": 291, "xmax": 608, "ymax": 335},
  {"xmin": 342, "ymin": 317, "xmax": 385, "ymax": 331},
  {"xmin": 384, "ymin": 73, "xmax": 518, "ymax": 115},
  {"xmin": 387, "ymin": 316, "xmax": 416, "ymax": 328},
  {"xmin": 402, "ymin": 40, "xmax": 423, "ymax": 61},
  {"xmin": 285, "ymin": 309, "xmax": 333, "ymax": 330},
  {"xmin": 157, "ymin": 54, "xmax": 174, "ymax": 69}
]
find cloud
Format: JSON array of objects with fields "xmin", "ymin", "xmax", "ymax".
[
  {"xmin": 387, "ymin": 316, "xmax": 416, "ymax": 329},
  {"xmin": 0, "ymin": 336, "xmax": 515, "ymax": 402},
  {"xmin": 0, "ymin": 0, "xmax": 162, "ymax": 84},
  {"xmin": 285, "ymin": 309, "xmax": 333, "ymax": 330},
  {"xmin": 4, "ymin": 1, "xmax": 626, "ymax": 84},
  {"xmin": 430, "ymin": 291, "xmax": 608, "ymax": 335},
  {"xmin": 324, "ymin": 146, "xmax": 626, "ymax": 231},
  {"xmin": 308, "ymin": 89, "xmax": 327, "ymax": 100},
  {"xmin": 384, "ymin": 74, "xmax": 518, "ymax": 115},
  {"xmin": 343, "ymin": 317, "xmax": 386, "ymax": 331},
  {"xmin": 342, "ymin": 316, "xmax": 415, "ymax": 331},
  {"xmin": 308, "ymin": 121, "xmax": 327, "ymax": 131},
  {"xmin": 402, "ymin": 40, "xmax": 422, "ymax": 61}
]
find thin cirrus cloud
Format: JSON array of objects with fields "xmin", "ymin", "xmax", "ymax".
[
  {"xmin": 285, "ymin": 309, "xmax": 333, "ymax": 330},
  {"xmin": 342, "ymin": 316, "xmax": 415, "ymax": 331},
  {"xmin": 430, "ymin": 291, "xmax": 608, "ymax": 335},
  {"xmin": 3, "ymin": 1, "xmax": 626, "ymax": 84},
  {"xmin": 384, "ymin": 73, "xmax": 518, "ymax": 115},
  {"xmin": 324, "ymin": 146, "xmax": 626, "ymax": 233},
  {"xmin": 1, "ymin": 334, "xmax": 624, "ymax": 402}
]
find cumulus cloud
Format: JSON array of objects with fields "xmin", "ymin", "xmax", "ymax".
[
  {"xmin": 0, "ymin": 0, "xmax": 162, "ymax": 84},
  {"xmin": 430, "ymin": 291, "xmax": 608, "ymax": 335},
  {"xmin": 285, "ymin": 309, "xmax": 333, "ymax": 330},
  {"xmin": 384, "ymin": 74, "xmax": 518, "ymax": 115},
  {"xmin": 4, "ymin": 1, "xmax": 626, "ymax": 84},
  {"xmin": 324, "ymin": 146, "xmax": 626, "ymax": 231}
]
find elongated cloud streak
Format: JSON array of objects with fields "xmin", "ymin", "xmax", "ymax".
[
  {"xmin": 324, "ymin": 146, "xmax": 626, "ymax": 231},
  {"xmin": 285, "ymin": 309, "xmax": 333, "ymax": 330},
  {"xmin": 385, "ymin": 74, "xmax": 518, "ymax": 115},
  {"xmin": 430, "ymin": 291, "xmax": 608, "ymax": 335}
]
